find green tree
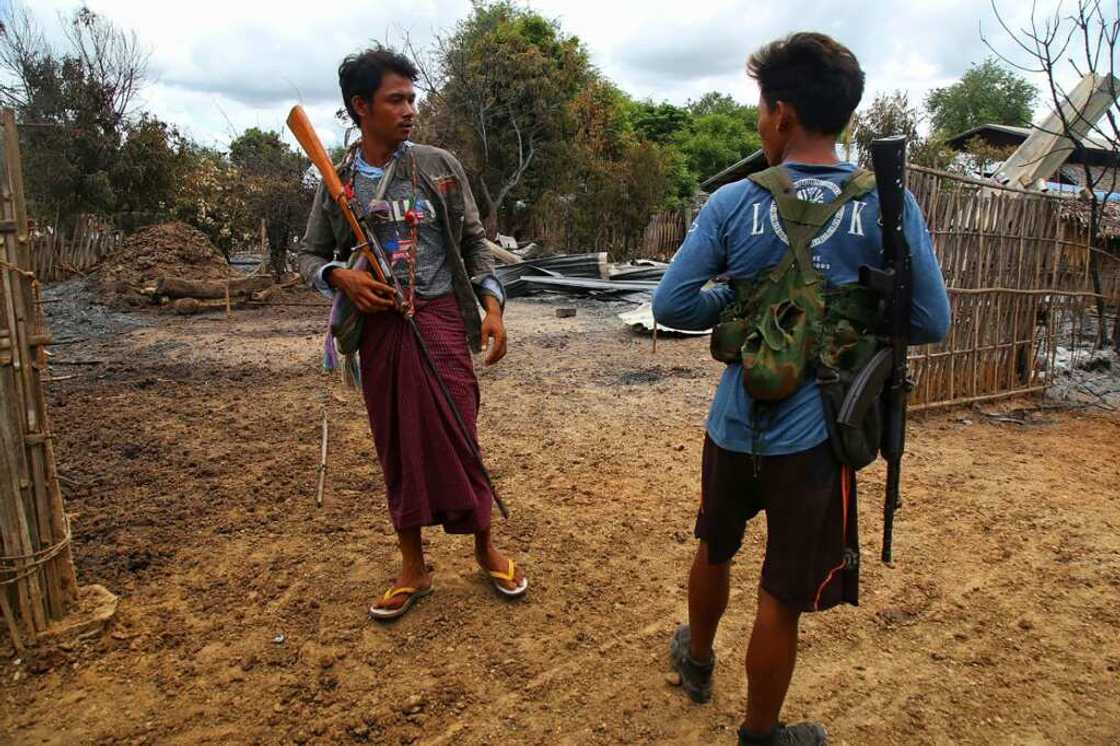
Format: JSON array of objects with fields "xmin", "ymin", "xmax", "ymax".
[
  {"xmin": 416, "ymin": 1, "xmax": 591, "ymax": 234},
  {"xmin": 626, "ymin": 100, "xmax": 691, "ymax": 144},
  {"xmin": 172, "ymin": 146, "xmax": 250, "ymax": 257},
  {"xmin": 110, "ymin": 114, "xmax": 191, "ymax": 216},
  {"xmin": 687, "ymin": 91, "xmax": 759, "ymax": 129},
  {"xmin": 492, "ymin": 75, "xmax": 681, "ymax": 257},
  {"xmin": 850, "ymin": 91, "xmax": 965, "ymax": 171},
  {"xmin": 0, "ymin": 3, "xmax": 150, "ymax": 225},
  {"xmin": 328, "ymin": 144, "xmax": 349, "ymax": 165},
  {"xmin": 925, "ymin": 58, "xmax": 1037, "ymax": 137},
  {"xmin": 8, "ymin": 51, "xmax": 119, "ymax": 220},
  {"xmin": 907, "ymin": 133, "xmax": 958, "ymax": 172},
  {"xmin": 957, "ymin": 136, "xmax": 1017, "ymax": 176},
  {"xmin": 556, "ymin": 78, "xmax": 676, "ymax": 256},
  {"xmin": 675, "ymin": 111, "xmax": 760, "ymax": 183},
  {"xmin": 850, "ymin": 90, "xmax": 922, "ymax": 167},
  {"xmin": 228, "ymin": 128, "xmax": 314, "ymax": 274}
]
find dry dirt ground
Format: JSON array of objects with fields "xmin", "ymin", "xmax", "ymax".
[{"xmin": 2, "ymin": 289, "xmax": 1119, "ymax": 745}]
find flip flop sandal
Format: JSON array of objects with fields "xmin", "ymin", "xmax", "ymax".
[
  {"xmin": 368, "ymin": 584, "xmax": 433, "ymax": 621},
  {"xmin": 486, "ymin": 558, "xmax": 528, "ymax": 598}
]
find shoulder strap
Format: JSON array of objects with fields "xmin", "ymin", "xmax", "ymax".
[
  {"xmin": 749, "ymin": 166, "xmax": 876, "ymax": 273},
  {"xmin": 749, "ymin": 165, "xmax": 797, "ymax": 197}
]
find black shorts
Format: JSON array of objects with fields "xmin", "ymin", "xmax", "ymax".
[{"xmin": 695, "ymin": 434, "xmax": 859, "ymax": 612}]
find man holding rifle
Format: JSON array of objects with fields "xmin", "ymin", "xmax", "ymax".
[
  {"xmin": 653, "ymin": 33, "xmax": 950, "ymax": 744},
  {"xmin": 297, "ymin": 46, "xmax": 527, "ymax": 620}
]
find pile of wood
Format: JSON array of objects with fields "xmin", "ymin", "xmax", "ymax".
[
  {"xmin": 161, "ymin": 272, "xmax": 303, "ymax": 315},
  {"xmin": 87, "ymin": 221, "xmax": 305, "ymax": 314},
  {"xmin": 92, "ymin": 222, "xmax": 232, "ymax": 306}
]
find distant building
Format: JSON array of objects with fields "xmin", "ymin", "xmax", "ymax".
[{"xmin": 946, "ymin": 123, "xmax": 1119, "ymax": 198}]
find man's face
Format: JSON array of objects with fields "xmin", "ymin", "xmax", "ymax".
[
  {"xmin": 353, "ymin": 73, "xmax": 417, "ymax": 148},
  {"xmin": 757, "ymin": 94, "xmax": 790, "ymax": 166}
]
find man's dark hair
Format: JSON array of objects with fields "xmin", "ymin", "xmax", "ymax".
[
  {"xmin": 338, "ymin": 45, "xmax": 419, "ymax": 125},
  {"xmin": 747, "ymin": 32, "xmax": 864, "ymax": 135}
]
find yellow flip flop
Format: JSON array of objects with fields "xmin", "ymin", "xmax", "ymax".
[
  {"xmin": 487, "ymin": 558, "xmax": 529, "ymax": 598},
  {"xmin": 368, "ymin": 584, "xmax": 433, "ymax": 620}
]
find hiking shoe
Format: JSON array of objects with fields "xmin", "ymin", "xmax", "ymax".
[
  {"xmin": 669, "ymin": 625, "xmax": 715, "ymax": 703},
  {"xmin": 738, "ymin": 721, "xmax": 828, "ymax": 746}
]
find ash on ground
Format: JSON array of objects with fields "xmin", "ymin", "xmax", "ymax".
[
  {"xmin": 1046, "ymin": 346, "xmax": 1120, "ymax": 408},
  {"xmin": 41, "ymin": 279, "xmax": 146, "ymax": 344}
]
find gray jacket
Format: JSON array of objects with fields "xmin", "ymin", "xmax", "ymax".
[{"xmin": 297, "ymin": 143, "xmax": 498, "ymax": 352}]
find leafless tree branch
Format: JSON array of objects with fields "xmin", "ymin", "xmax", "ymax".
[{"xmin": 990, "ymin": 0, "xmax": 1119, "ymax": 348}]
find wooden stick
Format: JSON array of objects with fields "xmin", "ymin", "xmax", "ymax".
[
  {"xmin": 910, "ymin": 386, "xmax": 1047, "ymax": 412},
  {"xmin": 971, "ymin": 293, "xmax": 981, "ymax": 400},
  {"xmin": 947, "ymin": 287, "xmax": 1108, "ymax": 298},
  {"xmin": 259, "ymin": 219, "xmax": 268, "ymax": 276},
  {"xmin": 0, "ymin": 260, "xmax": 44, "ymax": 636},
  {"xmin": 910, "ymin": 163, "xmax": 1067, "ymax": 198},
  {"xmin": 245, "ymin": 301, "xmax": 330, "ymax": 308},
  {"xmin": 1007, "ymin": 295, "xmax": 1019, "ymax": 391},
  {"xmin": 0, "ymin": 590, "xmax": 24, "ymax": 654},
  {"xmin": 316, "ymin": 405, "xmax": 328, "ymax": 508}
]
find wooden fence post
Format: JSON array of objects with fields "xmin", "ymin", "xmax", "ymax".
[{"xmin": 0, "ymin": 109, "xmax": 80, "ymax": 649}]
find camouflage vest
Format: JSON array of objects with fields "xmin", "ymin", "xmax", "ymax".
[{"xmin": 710, "ymin": 166, "xmax": 880, "ymax": 402}]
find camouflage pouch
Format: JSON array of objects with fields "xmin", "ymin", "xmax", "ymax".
[
  {"xmin": 729, "ymin": 167, "xmax": 876, "ymax": 401},
  {"xmin": 816, "ymin": 285, "xmax": 885, "ymax": 469},
  {"xmin": 710, "ymin": 274, "xmax": 774, "ymax": 363},
  {"xmin": 739, "ymin": 253, "xmax": 825, "ymax": 400},
  {"xmin": 710, "ymin": 316, "xmax": 751, "ymax": 364}
]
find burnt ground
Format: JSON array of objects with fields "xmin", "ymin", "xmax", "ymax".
[{"xmin": 2, "ymin": 289, "xmax": 1119, "ymax": 745}]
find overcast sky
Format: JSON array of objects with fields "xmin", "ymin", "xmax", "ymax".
[{"xmin": 8, "ymin": 0, "xmax": 1077, "ymax": 151}]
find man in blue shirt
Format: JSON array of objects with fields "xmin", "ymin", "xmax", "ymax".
[{"xmin": 654, "ymin": 33, "xmax": 950, "ymax": 745}]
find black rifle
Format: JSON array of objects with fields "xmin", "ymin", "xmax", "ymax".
[{"xmin": 858, "ymin": 136, "xmax": 913, "ymax": 564}]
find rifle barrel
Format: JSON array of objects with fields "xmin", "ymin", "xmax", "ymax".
[{"xmin": 869, "ymin": 135, "xmax": 912, "ymax": 565}]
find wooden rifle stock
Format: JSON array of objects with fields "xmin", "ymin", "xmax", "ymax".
[
  {"xmin": 285, "ymin": 105, "xmax": 387, "ymax": 284},
  {"xmin": 284, "ymin": 105, "xmax": 510, "ymax": 519}
]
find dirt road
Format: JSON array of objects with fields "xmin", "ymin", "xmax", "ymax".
[{"xmin": 3, "ymin": 291, "xmax": 1118, "ymax": 745}]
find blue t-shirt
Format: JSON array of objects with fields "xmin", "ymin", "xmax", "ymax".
[{"xmin": 652, "ymin": 161, "xmax": 951, "ymax": 455}]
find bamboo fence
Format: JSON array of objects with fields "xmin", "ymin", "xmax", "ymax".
[
  {"xmin": 639, "ymin": 207, "xmax": 688, "ymax": 260},
  {"xmin": 30, "ymin": 215, "xmax": 121, "ymax": 282},
  {"xmin": 907, "ymin": 165, "xmax": 1120, "ymax": 410},
  {"xmin": 0, "ymin": 110, "xmax": 78, "ymax": 652},
  {"xmin": 529, "ymin": 205, "xmax": 690, "ymax": 260}
]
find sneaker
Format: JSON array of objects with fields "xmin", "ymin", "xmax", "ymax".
[
  {"xmin": 738, "ymin": 721, "xmax": 828, "ymax": 746},
  {"xmin": 669, "ymin": 625, "xmax": 715, "ymax": 703}
]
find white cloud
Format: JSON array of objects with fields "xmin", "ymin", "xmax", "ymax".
[{"xmin": 12, "ymin": 0, "xmax": 1077, "ymax": 147}]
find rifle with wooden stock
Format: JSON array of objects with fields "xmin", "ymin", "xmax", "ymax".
[{"xmin": 286, "ymin": 104, "xmax": 509, "ymax": 519}]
